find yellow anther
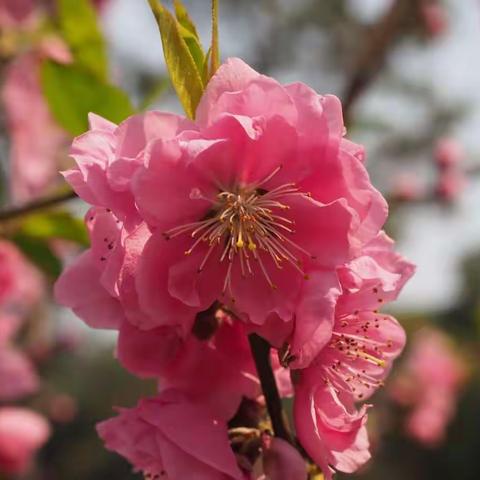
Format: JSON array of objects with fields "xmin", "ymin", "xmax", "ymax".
[
  {"xmin": 359, "ymin": 352, "xmax": 386, "ymax": 367},
  {"xmin": 248, "ymin": 241, "xmax": 257, "ymax": 251},
  {"xmin": 236, "ymin": 238, "xmax": 245, "ymax": 248}
]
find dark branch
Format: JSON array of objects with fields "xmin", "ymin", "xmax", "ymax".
[
  {"xmin": 0, "ymin": 190, "xmax": 78, "ymax": 222},
  {"xmin": 248, "ymin": 333, "xmax": 293, "ymax": 444},
  {"xmin": 342, "ymin": 0, "xmax": 418, "ymax": 124}
]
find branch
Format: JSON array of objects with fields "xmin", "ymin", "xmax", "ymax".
[
  {"xmin": 0, "ymin": 190, "xmax": 77, "ymax": 222},
  {"xmin": 248, "ymin": 333, "xmax": 293, "ymax": 444},
  {"xmin": 342, "ymin": 0, "xmax": 417, "ymax": 124}
]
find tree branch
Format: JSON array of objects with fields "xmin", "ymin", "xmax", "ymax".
[
  {"xmin": 0, "ymin": 190, "xmax": 78, "ymax": 222},
  {"xmin": 248, "ymin": 333, "xmax": 293, "ymax": 444},
  {"xmin": 342, "ymin": 0, "xmax": 418, "ymax": 124}
]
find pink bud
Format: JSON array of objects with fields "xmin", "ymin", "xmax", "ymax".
[
  {"xmin": 421, "ymin": 2, "xmax": 448, "ymax": 38},
  {"xmin": 391, "ymin": 173, "xmax": 423, "ymax": 202},
  {"xmin": 434, "ymin": 138, "xmax": 464, "ymax": 168},
  {"xmin": 435, "ymin": 169, "xmax": 466, "ymax": 201},
  {"xmin": 0, "ymin": 408, "xmax": 50, "ymax": 474}
]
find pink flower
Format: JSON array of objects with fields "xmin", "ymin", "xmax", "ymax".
[
  {"xmin": 58, "ymin": 58, "xmax": 387, "ymax": 367},
  {"xmin": 421, "ymin": 2, "xmax": 448, "ymax": 38},
  {"xmin": 2, "ymin": 44, "xmax": 70, "ymax": 202},
  {"xmin": 389, "ymin": 328, "xmax": 466, "ymax": 447},
  {"xmin": 391, "ymin": 173, "xmax": 424, "ymax": 202},
  {"xmin": 0, "ymin": 407, "xmax": 50, "ymax": 474},
  {"xmin": 0, "ymin": 347, "xmax": 39, "ymax": 401},
  {"xmin": 289, "ymin": 231, "xmax": 413, "ymax": 370},
  {"xmin": 292, "ymin": 232, "xmax": 412, "ymax": 477},
  {"xmin": 294, "ymin": 381, "xmax": 370, "ymax": 480},
  {"xmin": 434, "ymin": 138, "xmax": 464, "ymax": 169},
  {"xmin": 0, "ymin": 313, "xmax": 21, "ymax": 345},
  {"xmin": 119, "ymin": 315, "xmax": 259, "ymax": 420},
  {"xmin": 97, "ymin": 390, "xmax": 243, "ymax": 480},
  {"xmin": 0, "ymin": 0, "xmax": 34, "ymax": 28},
  {"xmin": 0, "ymin": 241, "xmax": 43, "ymax": 313},
  {"xmin": 435, "ymin": 168, "xmax": 466, "ymax": 202}
]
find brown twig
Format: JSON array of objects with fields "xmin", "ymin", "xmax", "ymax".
[
  {"xmin": 342, "ymin": 0, "xmax": 418, "ymax": 124},
  {"xmin": 248, "ymin": 333, "xmax": 293, "ymax": 444},
  {"xmin": 0, "ymin": 190, "xmax": 77, "ymax": 222}
]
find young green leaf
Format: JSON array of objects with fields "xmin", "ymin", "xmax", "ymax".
[
  {"xmin": 148, "ymin": 0, "xmax": 204, "ymax": 119},
  {"xmin": 41, "ymin": 60, "xmax": 134, "ymax": 135},
  {"xmin": 174, "ymin": 0, "xmax": 200, "ymax": 38},
  {"xmin": 56, "ymin": 0, "xmax": 108, "ymax": 80},
  {"xmin": 173, "ymin": 0, "xmax": 205, "ymax": 73}
]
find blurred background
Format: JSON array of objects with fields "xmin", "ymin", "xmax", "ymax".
[{"xmin": 1, "ymin": 0, "xmax": 480, "ymax": 479}]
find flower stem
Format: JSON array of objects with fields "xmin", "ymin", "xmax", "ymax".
[{"xmin": 248, "ymin": 333, "xmax": 293, "ymax": 444}]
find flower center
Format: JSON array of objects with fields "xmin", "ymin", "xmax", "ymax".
[
  {"xmin": 163, "ymin": 166, "xmax": 314, "ymax": 298},
  {"xmin": 323, "ymin": 314, "xmax": 391, "ymax": 400}
]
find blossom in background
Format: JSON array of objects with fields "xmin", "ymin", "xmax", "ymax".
[
  {"xmin": 434, "ymin": 138, "xmax": 464, "ymax": 168},
  {"xmin": 0, "ymin": 0, "xmax": 35, "ymax": 29},
  {"xmin": 435, "ymin": 169, "xmax": 466, "ymax": 201},
  {"xmin": 2, "ymin": 41, "xmax": 71, "ymax": 202},
  {"xmin": 420, "ymin": 1, "xmax": 448, "ymax": 38},
  {"xmin": 391, "ymin": 173, "xmax": 424, "ymax": 202},
  {"xmin": 0, "ymin": 407, "xmax": 50, "ymax": 474},
  {"xmin": 0, "ymin": 240, "xmax": 43, "ymax": 313},
  {"xmin": 433, "ymin": 138, "xmax": 466, "ymax": 202},
  {"xmin": 55, "ymin": 58, "xmax": 411, "ymax": 478},
  {"xmin": 389, "ymin": 328, "xmax": 467, "ymax": 447},
  {"xmin": 0, "ymin": 242, "xmax": 48, "ymax": 473}
]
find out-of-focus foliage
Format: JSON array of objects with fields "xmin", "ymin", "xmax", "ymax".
[
  {"xmin": 56, "ymin": 0, "xmax": 108, "ymax": 79},
  {"xmin": 41, "ymin": 61, "xmax": 134, "ymax": 135},
  {"xmin": 19, "ymin": 211, "xmax": 89, "ymax": 247},
  {"xmin": 40, "ymin": 0, "xmax": 135, "ymax": 136}
]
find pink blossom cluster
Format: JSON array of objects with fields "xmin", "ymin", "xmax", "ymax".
[
  {"xmin": 389, "ymin": 328, "xmax": 466, "ymax": 448},
  {"xmin": 434, "ymin": 137, "xmax": 466, "ymax": 202},
  {"xmin": 0, "ymin": 0, "xmax": 73, "ymax": 203},
  {"xmin": 420, "ymin": 1, "xmax": 448, "ymax": 38},
  {"xmin": 0, "ymin": 241, "xmax": 50, "ymax": 474},
  {"xmin": 56, "ymin": 58, "xmax": 414, "ymax": 479}
]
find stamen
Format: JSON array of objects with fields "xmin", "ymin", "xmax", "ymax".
[{"xmin": 163, "ymin": 166, "xmax": 315, "ymax": 293}]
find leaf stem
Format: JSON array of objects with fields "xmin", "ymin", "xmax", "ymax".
[{"xmin": 210, "ymin": 0, "xmax": 220, "ymax": 75}]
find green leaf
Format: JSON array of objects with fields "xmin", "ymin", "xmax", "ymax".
[
  {"xmin": 174, "ymin": 0, "xmax": 200, "ymax": 38},
  {"xmin": 41, "ymin": 60, "xmax": 135, "ymax": 135},
  {"xmin": 56, "ymin": 0, "xmax": 108, "ymax": 80},
  {"xmin": 19, "ymin": 211, "xmax": 89, "ymax": 247},
  {"xmin": 202, "ymin": 47, "xmax": 212, "ymax": 85},
  {"xmin": 148, "ymin": 0, "xmax": 204, "ymax": 119},
  {"xmin": 177, "ymin": 23, "xmax": 205, "ymax": 75},
  {"xmin": 12, "ymin": 233, "xmax": 62, "ymax": 278},
  {"xmin": 174, "ymin": 0, "xmax": 205, "ymax": 73}
]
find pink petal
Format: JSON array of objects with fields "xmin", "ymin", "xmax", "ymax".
[
  {"xmin": 54, "ymin": 251, "xmax": 122, "ymax": 329},
  {"xmin": 196, "ymin": 57, "xmax": 261, "ymax": 126}
]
